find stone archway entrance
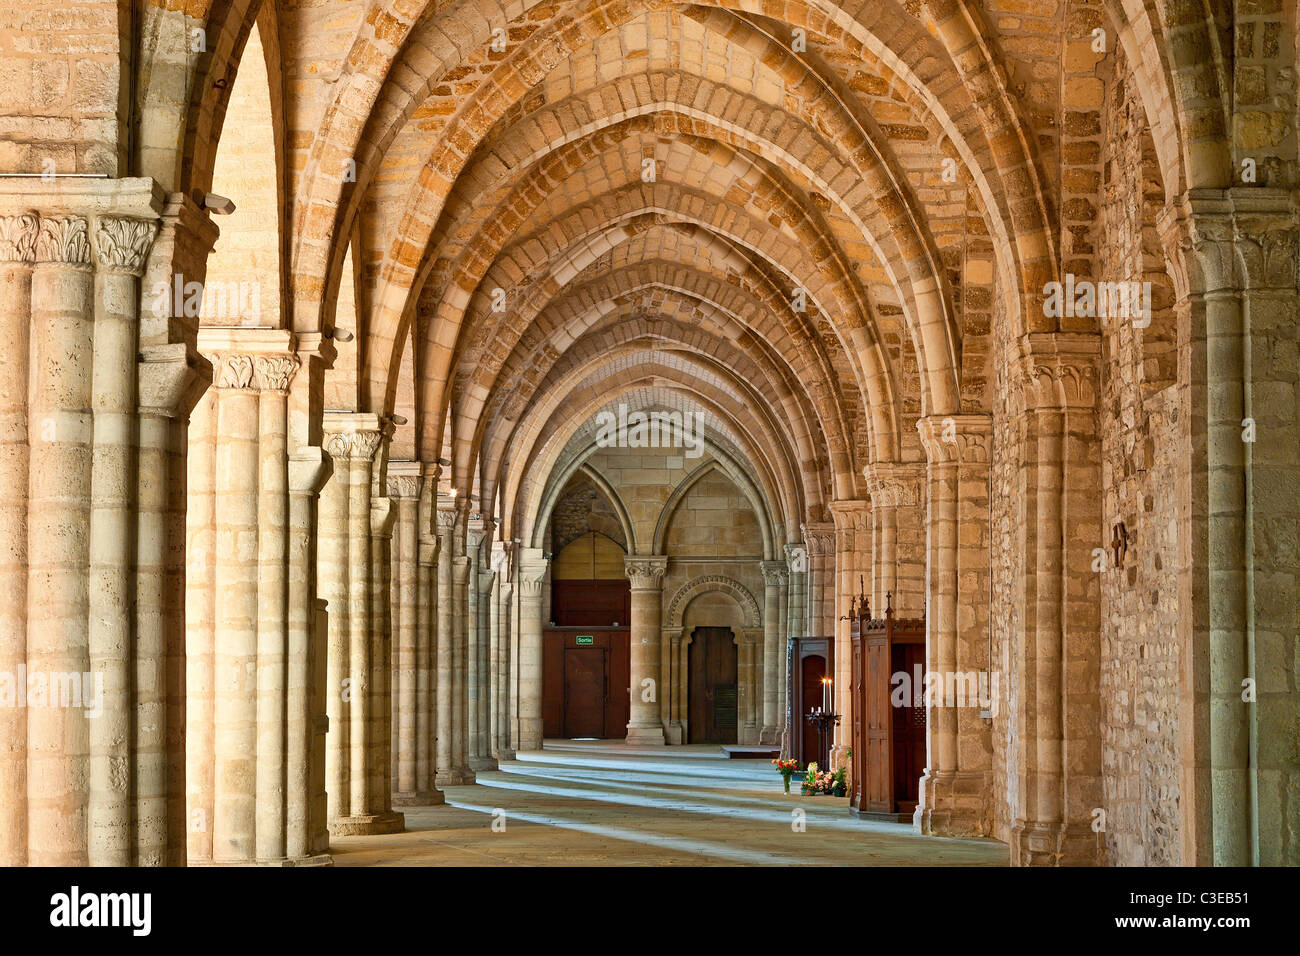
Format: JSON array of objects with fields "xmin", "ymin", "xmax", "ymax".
[{"xmin": 688, "ymin": 627, "xmax": 738, "ymax": 744}]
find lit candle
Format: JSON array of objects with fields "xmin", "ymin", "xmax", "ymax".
[{"xmin": 826, "ymin": 677, "xmax": 833, "ymax": 714}]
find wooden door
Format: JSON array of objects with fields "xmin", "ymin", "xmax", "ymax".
[
  {"xmin": 800, "ymin": 654, "xmax": 827, "ymax": 767},
  {"xmin": 688, "ymin": 627, "xmax": 737, "ymax": 743},
  {"xmin": 563, "ymin": 646, "xmax": 606, "ymax": 738},
  {"xmin": 892, "ymin": 642, "xmax": 925, "ymax": 808},
  {"xmin": 865, "ymin": 635, "xmax": 891, "ymax": 811}
]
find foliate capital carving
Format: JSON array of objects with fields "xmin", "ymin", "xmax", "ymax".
[
  {"xmin": 35, "ymin": 216, "xmax": 90, "ymax": 265},
  {"xmin": 434, "ymin": 506, "xmax": 459, "ymax": 535},
  {"xmin": 0, "ymin": 212, "xmax": 38, "ymax": 263},
  {"xmin": 518, "ymin": 574, "xmax": 547, "ymax": 599},
  {"xmin": 211, "ymin": 352, "xmax": 255, "ymax": 389},
  {"xmin": 863, "ymin": 463, "xmax": 925, "ymax": 509},
  {"xmin": 1020, "ymin": 333, "xmax": 1100, "ymax": 410},
  {"xmin": 466, "ymin": 512, "xmax": 488, "ymax": 550},
  {"xmin": 252, "ymin": 354, "xmax": 300, "ymax": 392},
  {"xmin": 1234, "ymin": 217, "xmax": 1297, "ymax": 291},
  {"xmin": 801, "ymin": 522, "xmax": 836, "ymax": 555},
  {"xmin": 624, "ymin": 555, "xmax": 668, "ymax": 590},
  {"xmin": 761, "ymin": 560, "xmax": 788, "ymax": 587},
  {"xmin": 324, "ymin": 429, "xmax": 384, "ymax": 462},
  {"xmin": 94, "ymin": 216, "xmax": 157, "ymax": 275},
  {"xmin": 387, "ymin": 475, "xmax": 421, "ymax": 499},
  {"xmin": 916, "ymin": 414, "xmax": 992, "ymax": 465}
]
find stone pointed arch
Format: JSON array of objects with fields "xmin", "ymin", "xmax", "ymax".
[
  {"xmin": 665, "ymin": 575, "xmax": 763, "ymax": 630},
  {"xmin": 651, "ymin": 459, "xmax": 771, "ymax": 560}
]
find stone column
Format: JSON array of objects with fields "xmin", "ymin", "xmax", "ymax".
[
  {"xmin": 321, "ymin": 414, "xmax": 403, "ymax": 836},
  {"xmin": 24, "ymin": 214, "xmax": 95, "ymax": 867},
  {"xmin": 433, "ymin": 501, "xmax": 465, "ymax": 786},
  {"xmin": 465, "ymin": 513, "xmax": 495, "ymax": 771},
  {"xmin": 738, "ymin": 629, "xmax": 764, "ymax": 745},
  {"xmin": 476, "ymin": 566, "xmax": 497, "ymax": 769},
  {"xmin": 186, "ymin": 335, "xmax": 336, "ymax": 864},
  {"xmin": 0, "ymin": 187, "xmax": 189, "ymax": 867},
  {"xmin": 1009, "ymin": 335, "xmax": 1102, "ymax": 866},
  {"xmin": 412, "ymin": 469, "xmax": 444, "ymax": 801},
  {"xmin": 801, "ymin": 523, "xmax": 836, "ymax": 637},
  {"xmin": 624, "ymin": 556, "xmax": 668, "ymax": 744},
  {"xmin": 829, "ymin": 501, "xmax": 869, "ymax": 764},
  {"xmin": 489, "ymin": 541, "xmax": 512, "ymax": 760},
  {"xmin": 516, "ymin": 549, "xmax": 549, "ymax": 751},
  {"xmin": 915, "ymin": 414, "xmax": 994, "ymax": 837},
  {"xmin": 389, "ymin": 465, "xmax": 441, "ymax": 804},
  {"xmin": 1163, "ymin": 191, "xmax": 1300, "ymax": 866},
  {"xmin": 781, "ymin": 544, "xmax": 807, "ymax": 757},
  {"xmin": 662, "ymin": 627, "xmax": 685, "ymax": 742},
  {"xmin": 450, "ymin": 541, "xmax": 474, "ymax": 782},
  {"xmin": 369, "ymin": 493, "xmax": 396, "ymax": 819},
  {"xmin": 759, "ymin": 561, "xmax": 787, "ymax": 745},
  {"xmin": 286, "ymin": 446, "xmax": 332, "ymax": 860},
  {"xmin": 864, "ymin": 464, "xmax": 926, "ymax": 616}
]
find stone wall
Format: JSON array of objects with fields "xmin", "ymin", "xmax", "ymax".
[
  {"xmin": 1095, "ymin": 51, "xmax": 1182, "ymax": 866},
  {"xmin": 988, "ymin": 279, "xmax": 1023, "ymax": 846}
]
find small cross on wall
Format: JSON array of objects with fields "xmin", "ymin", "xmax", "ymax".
[{"xmin": 1110, "ymin": 521, "xmax": 1128, "ymax": 570}]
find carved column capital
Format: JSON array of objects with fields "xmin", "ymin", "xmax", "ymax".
[
  {"xmin": 434, "ymin": 505, "xmax": 458, "ymax": 536},
  {"xmin": 800, "ymin": 522, "xmax": 837, "ymax": 555},
  {"xmin": 518, "ymin": 548, "xmax": 548, "ymax": 599},
  {"xmin": 386, "ymin": 475, "xmax": 421, "ymax": 499},
  {"xmin": 1019, "ymin": 332, "xmax": 1100, "ymax": 410},
  {"xmin": 916, "ymin": 413, "xmax": 992, "ymax": 465},
  {"xmin": 323, "ymin": 429, "xmax": 383, "ymax": 461},
  {"xmin": 0, "ymin": 212, "xmax": 38, "ymax": 263},
  {"xmin": 863, "ymin": 463, "xmax": 925, "ymax": 509},
  {"xmin": 761, "ymin": 560, "xmax": 789, "ymax": 587},
  {"xmin": 252, "ymin": 354, "xmax": 300, "ymax": 392},
  {"xmin": 35, "ymin": 215, "xmax": 90, "ymax": 265},
  {"xmin": 624, "ymin": 555, "xmax": 668, "ymax": 590},
  {"xmin": 93, "ymin": 216, "xmax": 158, "ymax": 276}
]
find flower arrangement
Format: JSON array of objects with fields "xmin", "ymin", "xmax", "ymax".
[
  {"xmin": 799, "ymin": 761, "xmax": 849, "ymax": 796},
  {"xmin": 772, "ymin": 758, "xmax": 799, "ymax": 793}
]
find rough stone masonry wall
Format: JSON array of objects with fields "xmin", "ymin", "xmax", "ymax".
[
  {"xmin": 1095, "ymin": 52, "xmax": 1182, "ymax": 866},
  {"xmin": 988, "ymin": 277, "xmax": 1023, "ymax": 846}
]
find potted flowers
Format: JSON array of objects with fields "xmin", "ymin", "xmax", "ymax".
[
  {"xmin": 796, "ymin": 762, "xmax": 848, "ymax": 796},
  {"xmin": 771, "ymin": 758, "xmax": 799, "ymax": 793}
]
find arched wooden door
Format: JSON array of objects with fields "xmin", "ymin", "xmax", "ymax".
[{"xmin": 688, "ymin": 627, "xmax": 738, "ymax": 743}]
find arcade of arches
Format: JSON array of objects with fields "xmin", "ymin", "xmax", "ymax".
[{"xmin": 0, "ymin": 0, "xmax": 1296, "ymax": 869}]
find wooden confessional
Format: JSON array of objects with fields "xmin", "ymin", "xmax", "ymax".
[{"xmin": 849, "ymin": 583, "xmax": 926, "ymax": 818}]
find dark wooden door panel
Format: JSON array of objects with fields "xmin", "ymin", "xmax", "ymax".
[
  {"xmin": 892, "ymin": 642, "xmax": 925, "ymax": 807},
  {"xmin": 800, "ymin": 654, "xmax": 826, "ymax": 767},
  {"xmin": 689, "ymin": 627, "xmax": 737, "ymax": 744},
  {"xmin": 563, "ymin": 647, "xmax": 606, "ymax": 738},
  {"xmin": 543, "ymin": 630, "xmax": 630, "ymax": 739}
]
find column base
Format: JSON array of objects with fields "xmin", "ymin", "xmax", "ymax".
[
  {"xmin": 913, "ymin": 770, "xmax": 991, "ymax": 838},
  {"xmin": 327, "ymin": 811, "xmax": 405, "ymax": 837},
  {"xmin": 392, "ymin": 788, "xmax": 447, "ymax": 807},
  {"xmin": 1009, "ymin": 819, "xmax": 1103, "ymax": 866},
  {"xmin": 493, "ymin": 749, "xmax": 517, "ymax": 761},
  {"xmin": 758, "ymin": 725, "xmax": 781, "ymax": 746},
  {"xmin": 267, "ymin": 853, "xmax": 335, "ymax": 867},
  {"xmin": 193, "ymin": 853, "xmax": 336, "ymax": 867},
  {"xmin": 625, "ymin": 723, "xmax": 665, "ymax": 745},
  {"xmin": 435, "ymin": 769, "xmax": 476, "ymax": 787},
  {"xmin": 468, "ymin": 756, "xmax": 498, "ymax": 772}
]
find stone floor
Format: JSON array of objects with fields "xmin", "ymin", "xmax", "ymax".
[{"xmin": 331, "ymin": 741, "xmax": 1009, "ymax": 866}]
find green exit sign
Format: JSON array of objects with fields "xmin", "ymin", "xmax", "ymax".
[{"xmin": 575, "ymin": 635, "xmax": 594, "ymax": 645}]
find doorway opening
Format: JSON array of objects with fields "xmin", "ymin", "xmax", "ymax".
[{"xmin": 688, "ymin": 626, "xmax": 738, "ymax": 744}]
